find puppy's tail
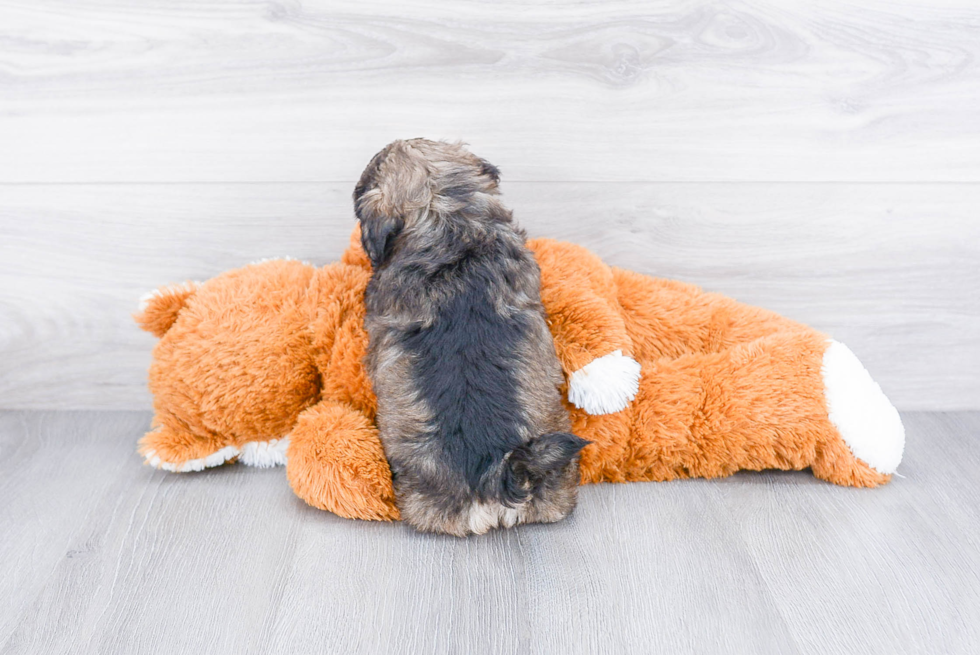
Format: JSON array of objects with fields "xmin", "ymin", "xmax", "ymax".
[
  {"xmin": 134, "ymin": 282, "xmax": 199, "ymax": 338},
  {"xmin": 499, "ymin": 432, "xmax": 590, "ymax": 506}
]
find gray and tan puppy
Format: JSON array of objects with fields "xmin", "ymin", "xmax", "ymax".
[{"xmin": 355, "ymin": 139, "xmax": 588, "ymax": 536}]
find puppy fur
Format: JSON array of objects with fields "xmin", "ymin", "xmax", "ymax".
[{"xmin": 355, "ymin": 139, "xmax": 588, "ymax": 536}]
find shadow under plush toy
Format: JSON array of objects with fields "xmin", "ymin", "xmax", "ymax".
[{"xmin": 135, "ymin": 227, "xmax": 905, "ymax": 522}]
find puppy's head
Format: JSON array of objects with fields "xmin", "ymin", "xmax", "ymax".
[{"xmin": 353, "ymin": 139, "xmax": 503, "ymax": 269}]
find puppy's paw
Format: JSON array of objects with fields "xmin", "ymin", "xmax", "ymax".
[{"xmin": 567, "ymin": 350, "xmax": 641, "ymax": 415}]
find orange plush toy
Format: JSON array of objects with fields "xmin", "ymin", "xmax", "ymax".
[{"xmin": 136, "ymin": 228, "xmax": 905, "ymax": 522}]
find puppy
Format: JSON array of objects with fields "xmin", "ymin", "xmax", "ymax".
[{"xmin": 355, "ymin": 139, "xmax": 588, "ymax": 536}]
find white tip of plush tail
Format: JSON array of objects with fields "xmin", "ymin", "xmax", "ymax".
[
  {"xmin": 822, "ymin": 340, "xmax": 905, "ymax": 475},
  {"xmin": 567, "ymin": 350, "xmax": 642, "ymax": 415}
]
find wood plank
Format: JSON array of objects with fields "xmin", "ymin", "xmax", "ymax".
[
  {"xmin": 711, "ymin": 412, "xmax": 980, "ymax": 655},
  {"xmin": 0, "ymin": 410, "xmax": 799, "ymax": 655},
  {"xmin": 3, "ymin": 410, "xmax": 979, "ymax": 654},
  {"xmin": 0, "ymin": 411, "xmax": 307, "ymax": 655},
  {"xmin": 1, "ymin": 0, "xmax": 979, "ymax": 182},
  {"xmin": 0, "ymin": 411, "xmax": 149, "ymax": 649},
  {"xmin": 1, "ymin": 182, "xmax": 976, "ymax": 410},
  {"xmin": 257, "ymin": 478, "xmax": 800, "ymax": 654}
]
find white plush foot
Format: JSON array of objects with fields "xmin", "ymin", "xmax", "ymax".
[
  {"xmin": 567, "ymin": 350, "xmax": 642, "ymax": 415},
  {"xmin": 142, "ymin": 445, "xmax": 241, "ymax": 473},
  {"xmin": 239, "ymin": 437, "xmax": 290, "ymax": 468},
  {"xmin": 822, "ymin": 340, "xmax": 905, "ymax": 474}
]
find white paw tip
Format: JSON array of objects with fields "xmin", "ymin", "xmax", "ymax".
[
  {"xmin": 822, "ymin": 340, "xmax": 905, "ymax": 475},
  {"xmin": 137, "ymin": 281, "xmax": 198, "ymax": 312},
  {"xmin": 239, "ymin": 437, "xmax": 290, "ymax": 468},
  {"xmin": 137, "ymin": 289, "xmax": 160, "ymax": 313},
  {"xmin": 567, "ymin": 350, "xmax": 641, "ymax": 415},
  {"xmin": 249, "ymin": 257, "xmax": 313, "ymax": 268},
  {"xmin": 142, "ymin": 445, "xmax": 240, "ymax": 473}
]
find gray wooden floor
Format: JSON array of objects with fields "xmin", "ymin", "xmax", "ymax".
[{"xmin": 2, "ymin": 410, "xmax": 978, "ymax": 655}]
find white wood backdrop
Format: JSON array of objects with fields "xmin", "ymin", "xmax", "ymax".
[{"xmin": 1, "ymin": 0, "xmax": 978, "ymax": 410}]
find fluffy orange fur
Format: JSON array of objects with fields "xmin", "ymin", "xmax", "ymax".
[{"xmin": 135, "ymin": 228, "xmax": 888, "ymax": 522}]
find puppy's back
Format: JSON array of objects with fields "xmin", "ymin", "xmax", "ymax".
[{"xmin": 357, "ymin": 139, "xmax": 587, "ymax": 536}]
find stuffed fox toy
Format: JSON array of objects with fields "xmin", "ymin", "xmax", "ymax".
[{"xmin": 135, "ymin": 227, "xmax": 905, "ymax": 521}]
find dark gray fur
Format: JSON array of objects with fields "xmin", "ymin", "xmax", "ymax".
[{"xmin": 355, "ymin": 139, "xmax": 587, "ymax": 536}]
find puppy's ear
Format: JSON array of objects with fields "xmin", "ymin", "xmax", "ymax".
[
  {"xmin": 479, "ymin": 158, "xmax": 501, "ymax": 185},
  {"xmin": 354, "ymin": 142, "xmax": 404, "ymax": 269},
  {"xmin": 359, "ymin": 215, "xmax": 404, "ymax": 269}
]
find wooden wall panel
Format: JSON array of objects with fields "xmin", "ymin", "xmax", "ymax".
[
  {"xmin": 1, "ymin": 0, "xmax": 979, "ymax": 183},
  {"xmin": 1, "ymin": 1, "xmax": 977, "ymax": 409},
  {"xmin": 1, "ymin": 182, "xmax": 975, "ymax": 410}
]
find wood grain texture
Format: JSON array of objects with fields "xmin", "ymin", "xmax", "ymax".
[
  {"xmin": 1, "ymin": 410, "xmax": 978, "ymax": 654},
  {"xmin": 711, "ymin": 412, "xmax": 980, "ymax": 655},
  {"xmin": 0, "ymin": 412, "xmax": 149, "ymax": 650},
  {"xmin": 1, "ymin": 182, "xmax": 976, "ymax": 410},
  {"xmin": 1, "ymin": 0, "xmax": 979, "ymax": 182}
]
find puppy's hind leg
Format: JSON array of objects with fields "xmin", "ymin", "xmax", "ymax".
[{"xmin": 500, "ymin": 432, "xmax": 590, "ymax": 525}]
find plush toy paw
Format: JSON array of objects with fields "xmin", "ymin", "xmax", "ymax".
[
  {"xmin": 139, "ymin": 425, "xmax": 240, "ymax": 472},
  {"xmin": 567, "ymin": 350, "xmax": 642, "ymax": 415},
  {"xmin": 822, "ymin": 340, "xmax": 905, "ymax": 475},
  {"xmin": 238, "ymin": 438, "xmax": 290, "ymax": 468},
  {"xmin": 286, "ymin": 402, "xmax": 400, "ymax": 521},
  {"xmin": 140, "ymin": 425, "xmax": 290, "ymax": 472}
]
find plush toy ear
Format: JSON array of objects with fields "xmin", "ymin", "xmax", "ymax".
[{"xmin": 359, "ymin": 215, "xmax": 404, "ymax": 269}]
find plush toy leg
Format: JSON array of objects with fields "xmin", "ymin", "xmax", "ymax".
[
  {"xmin": 613, "ymin": 332, "xmax": 899, "ymax": 487},
  {"xmin": 286, "ymin": 400, "xmax": 400, "ymax": 521},
  {"xmin": 138, "ymin": 420, "xmax": 240, "ymax": 472},
  {"xmin": 613, "ymin": 268, "xmax": 807, "ymax": 361}
]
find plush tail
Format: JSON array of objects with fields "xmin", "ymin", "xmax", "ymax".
[
  {"xmin": 499, "ymin": 432, "xmax": 590, "ymax": 506},
  {"xmin": 134, "ymin": 282, "xmax": 199, "ymax": 338}
]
